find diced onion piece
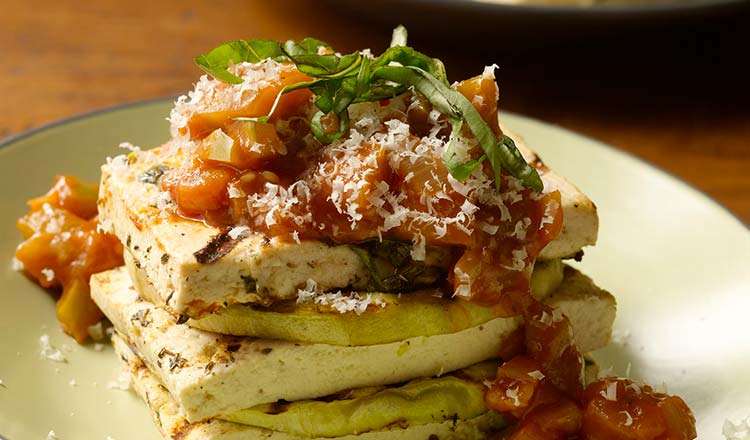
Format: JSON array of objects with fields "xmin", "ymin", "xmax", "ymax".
[{"xmin": 201, "ymin": 128, "xmax": 236, "ymax": 164}]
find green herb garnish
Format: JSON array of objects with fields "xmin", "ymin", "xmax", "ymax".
[
  {"xmin": 138, "ymin": 164, "xmax": 169, "ymax": 185},
  {"xmin": 350, "ymin": 240, "xmax": 447, "ymax": 292},
  {"xmin": 194, "ymin": 26, "xmax": 542, "ymax": 191}
]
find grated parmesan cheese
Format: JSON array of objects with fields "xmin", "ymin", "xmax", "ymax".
[
  {"xmin": 87, "ymin": 322, "xmax": 107, "ymax": 341},
  {"xmin": 41, "ymin": 268, "xmax": 55, "ymax": 283},
  {"xmin": 626, "ymin": 381, "xmax": 641, "ymax": 394},
  {"xmin": 600, "ymin": 381, "xmax": 618, "ymax": 401},
  {"xmin": 503, "ymin": 248, "xmax": 528, "ymax": 272},
  {"xmin": 296, "ymin": 279, "xmax": 385, "ymax": 315},
  {"xmin": 620, "ymin": 410, "xmax": 634, "ymax": 427},
  {"xmin": 106, "ymin": 154, "xmax": 130, "ymax": 171},
  {"xmin": 11, "ymin": 257, "xmax": 24, "ymax": 272},
  {"xmin": 724, "ymin": 416, "xmax": 750, "ymax": 440},
  {"xmin": 528, "ymin": 370, "xmax": 545, "ymax": 380},
  {"xmin": 39, "ymin": 334, "xmax": 66, "ymax": 363},
  {"xmin": 227, "ymin": 184, "xmax": 243, "ymax": 199},
  {"xmin": 511, "ymin": 218, "xmax": 532, "ymax": 240},
  {"xmin": 107, "ymin": 371, "xmax": 132, "ymax": 391},
  {"xmin": 118, "ymin": 142, "xmax": 140, "ymax": 152},
  {"xmin": 410, "ymin": 232, "xmax": 426, "ymax": 261},
  {"xmin": 227, "ymin": 226, "xmax": 250, "ymax": 240},
  {"xmin": 453, "ymin": 267, "xmax": 472, "ymax": 298},
  {"xmin": 506, "ymin": 386, "xmax": 521, "ymax": 407},
  {"xmin": 540, "ymin": 199, "xmax": 560, "ymax": 230},
  {"xmin": 46, "ymin": 430, "xmax": 59, "ymax": 440}
]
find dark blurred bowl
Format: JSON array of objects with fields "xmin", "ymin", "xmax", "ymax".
[{"xmin": 328, "ymin": 0, "xmax": 750, "ymax": 48}]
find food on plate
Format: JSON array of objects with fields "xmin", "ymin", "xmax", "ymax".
[
  {"xmin": 14, "ymin": 175, "xmax": 124, "ymax": 342},
  {"xmin": 15, "ymin": 25, "xmax": 696, "ymax": 439}
]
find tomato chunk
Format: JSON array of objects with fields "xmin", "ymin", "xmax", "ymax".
[
  {"xmin": 15, "ymin": 177, "xmax": 124, "ymax": 342},
  {"xmin": 186, "ymin": 68, "xmax": 312, "ymax": 140},
  {"xmin": 582, "ymin": 379, "xmax": 697, "ymax": 440},
  {"xmin": 28, "ymin": 175, "xmax": 99, "ymax": 220},
  {"xmin": 162, "ymin": 161, "xmax": 236, "ymax": 216},
  {"xmin": 455, "ymin": 71, "xmax": 501, "ymax": 136}
]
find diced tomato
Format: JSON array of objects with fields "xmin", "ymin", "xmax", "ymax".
[
  {"xmin": 222, "ymin": 121, "xmax": 285, "ymax": 170},
  {"xmin": 27, "ymin": 175, "xmax": 99, "ymax": 220},
  {"xmin": 508, "ymin": 421, "xmax": 556, "ymax": 440},
  {"xmin": 660, "ymin": 396, "xmax": 698, "ymax": 439},
  {"xmin": 581, "ymin": 379, "xmax": 696, "ymax": 440},
  {"xmin": 524, "ymin": 399, "xmax": 582, "ymax": 434},
  {"xmin": 455, "ymin": 72, "xmax": 501, "ymax": 136},
  {"xmin": 15, "ymin": 180, "xmax": 124, "ymax": 343},
  {"xmin": 309, "ymin": 142, "xmax": 393, "ymax": 242},
  {"xmin": 485, "ymin": 356, "xmax": 543, "ymax": 416},
  {"xmin": 162, "ymin": 161, "xmax": 236, "ymax": 216},
  {"xmin": 509, "ymin": 400, "xmax": 582, "ymax": 440},
  {"xmin": 186, "ymin": 68, "xmax": 312, "ymax": 140},
  {"xmin": 55, "ymin": 279, "xmax": 103, "ymax": 343}
]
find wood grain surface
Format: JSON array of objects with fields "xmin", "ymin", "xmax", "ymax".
[{"xmin": 1, "ymin": 0, "xmax": 747, "ymax": 222}]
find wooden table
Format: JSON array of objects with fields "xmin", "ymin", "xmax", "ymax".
[{"xmin": 1, "ymin": 0, "xmax": 748, "ymax": 222}]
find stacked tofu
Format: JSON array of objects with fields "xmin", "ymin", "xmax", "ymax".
[{"xmin": 90, "ymin": 131, "xmax": 615, "ymax": 440}]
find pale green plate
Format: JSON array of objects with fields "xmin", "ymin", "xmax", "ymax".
[{"xmin": 0, "ymin": 100, "xmax": 748, "ymax": 439}]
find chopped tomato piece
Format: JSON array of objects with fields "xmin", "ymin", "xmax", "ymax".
[
  {"xmin": 485, "ymin": 355, "xmax": 543, "ymax": 416},
  {"xmin": 455, "ymin": 72, "xmax": 501, "ymax": 136},
  {"xmin": 186, "ymin": 68, "xmax": 312, "ymax": 139},
  {"xmin": 581, "ymin": 379, "xmax": 696, "ymax": 440},
  {"xmin": 523, "ymin": 399, "xmax": 582, "ymax": 435},
  {"xmin": 162, "ymin": 161, "xmax": 236, "ymax": 216},
  {"xmin": 28, "ymin": 175, "xmax": 99, "ymax": 220},
  {"xmin": 55, "ymin": 279, "xmax": 103, "ymax": 343},
  {"xmin": 222, "ymin": 121, "xmax": 285, "ymax": 170},
  {"xmin": 15, "ymin": 178, "xmax": 124, "ymax": 342},
  {"xmin": 509, "ymin": 400, "xmax": 583, "ymax": 440}
]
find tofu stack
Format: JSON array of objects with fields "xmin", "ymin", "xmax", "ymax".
[
  {"xmin": 90, "ymin": 58, "xmax": 614, "ymax": 440},
  {"xmin": 91, "ymin": 152, "xmax": 613, "ymax": 439}
]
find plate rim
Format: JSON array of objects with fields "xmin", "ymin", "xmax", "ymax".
[{"xmin": 2, "ymin": 97, "xmax": 746, "ymax": 230}]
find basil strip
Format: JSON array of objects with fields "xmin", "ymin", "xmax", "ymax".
[
  {"xmin": 194, "ymin": 29, "xmax": 543, "ymax": 192},
  {"xmin": 194, "ymin": 40, "xmax": 288, "ymax": 84}
]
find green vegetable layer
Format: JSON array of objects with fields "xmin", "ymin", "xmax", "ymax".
[
  {"xmin": 189, "ymin": 259, "xmax": 564, "ymax": 346},
  {"xmin": 218, "ymin": 363, "xmax": 499, "ymax": 437}
]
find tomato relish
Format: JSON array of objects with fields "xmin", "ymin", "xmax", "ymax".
[
  {"xmin": 163, "ymin": 66, "xmax": 561, "ymax": 307},
  {"xmin": 15, "ymin": 176, "xmax": 124, "ymax": 342},
  {"xmin": 485, "ymin": 355, "xmax": 697, "ymax": 440}
]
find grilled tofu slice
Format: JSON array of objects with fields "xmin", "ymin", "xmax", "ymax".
[
  {"xmin": 113, "ymin": 333, "xmax": 509, "ymax": 440},
  {"xmin": 98, "ymin": 132, "xmax": 597, "ymax": 317},
  {"xmin": 91, "ymin": 266, "xmax": 613, "ymax": 422}
]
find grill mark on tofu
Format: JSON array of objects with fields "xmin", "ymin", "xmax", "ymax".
[{"xmin": 194, "ymin": 228, "xmax": 251, "ymax": 264}]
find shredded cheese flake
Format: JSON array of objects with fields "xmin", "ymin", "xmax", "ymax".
[
  {"xmin": 600, "ymin": 381, "xmax": 618, "ymax": 401},
  {"xmin": 506, "ymin": 385, "xmax": 521, "ymax": 407},
  {"xmin": 453, "ymin": 267, "xmax": 472, "ymax": 298},
  {"xmin": 296, "ymin": 279, "xmax": 385, "ymax": 315},
  {"xmin": 11, "ymin": 257, "xmax": 24, "ymax": 272},
  {"xmin": 41, "ymin": 268, "xmax": 55, "ymax": 283},
  {"xmin": 723, "ymin": 416, "xmax": 750, "ymax": 440},
  {"xmin": 528, "ymin": 370, "xmax": 545, "ymax": 380},
  {"xmin": 107, "ymin": 371, "xmax": 132, "ymax": 391},
  {"xmin": 39, "ymin": 334, "xmax": 67, "ymax": 363},
  {"xmin": 227, "ymin": 226, "xmax": 250, "ymax": 240}
]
